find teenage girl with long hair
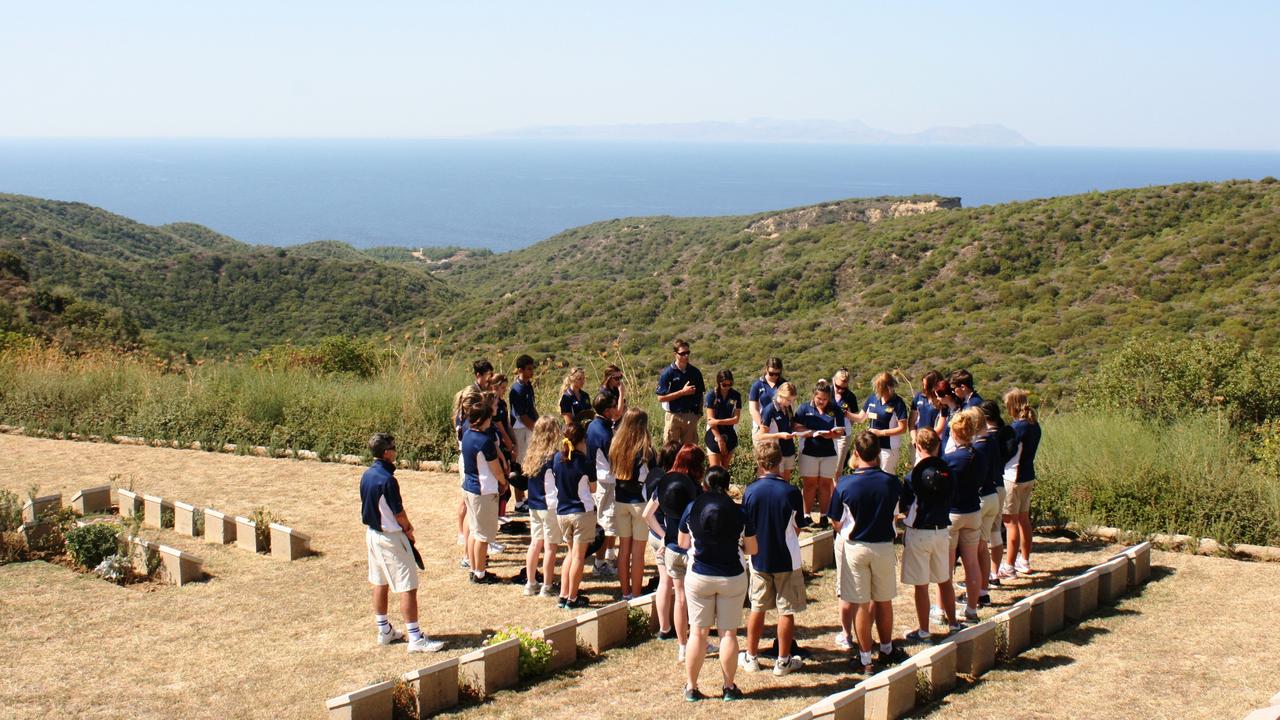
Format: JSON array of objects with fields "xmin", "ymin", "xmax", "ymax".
[
  {"xmin": 1001, "ymin": 389, "xmax": 1042, "ymax": 576},
  {"xmin": 559, "ymin": 367, "xmax": 591, "ymax": 425},
  {"xmin": 756, "ymin": 382, "xmax": 799, "ymax": 482},
  {"xmin": 522, "ymin": 416, "xmax": 564, "ymax": 598},
  {"xmin": 553, "ymin": 420, "xmax": 596, "ymax": 609},
  {"xmin": 609, "ymin": 408, "xmax": 657, "ymax": 599}
]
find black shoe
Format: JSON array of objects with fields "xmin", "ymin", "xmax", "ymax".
[
  {"xmin": 722, "ymin": 685, "xmax": 744, "ymax": 702},
  {"xmin": 469, "ymin": 572, "xmax": 500, "ymax": 585},
  {"xmin": 818, "ymin": 516, "xmax": 831, "ymax": 530},
  {"xmin": 877, "ymin": 645, "xmax": 909, "ymax": 666},
  {"xmin": 645, "ymin": 575, "xmax": 660, "ymax": 593},
  {"xmin": 684, "ymin": 687, "xmax": 706, "ymax": 702},
  {"xmin": 514, "ymin": 501, "xmax": 529, "ymax": 513},
  {"xmin": 568, "ymin": 596, "xmax": 590, "ymax": 609},
  {"xmin": 557, "ymin": 597, "xmax": 569, "ymax": 609},
  {"xmin": 658, "ymin": 628, "xmax": 678, "ymax": 640},
  {"xmin": 852, "ymin": 657, "xmax": 875, "ymax": 676}
]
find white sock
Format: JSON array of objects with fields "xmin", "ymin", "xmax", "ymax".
[
  {"xmin": 473, "ymin": 569, "xmax": 484, "ymax": 579},
  {"xmin": 859, "ymin": 650, "xmax": 873, "ymax": 666},
  {"xmin": 917, "ymin": 628, "xmax": 931, "ymax": 638},
  {"xmin": 375, "ymin": 614, "xmax": 390, "ymax": 633},
  {"xmin": 880, "ymin": 642, "xmax": 893, "ymax": 655},
  {"xmin": 406, "ymin": 621, "xmax": 423, "ymax": 642}
]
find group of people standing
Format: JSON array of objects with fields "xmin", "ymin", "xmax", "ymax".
[{"xmin": 357, "ymin": 339, "xmax": 1042, "ymax": 703}]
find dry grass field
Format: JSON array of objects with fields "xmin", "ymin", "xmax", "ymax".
[{"xmin": 1, "ymin": 433, "xmax": 1277, "ymax": 719}]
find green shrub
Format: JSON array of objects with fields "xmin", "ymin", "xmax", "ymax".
[
  {"xmin": 65, "ymin": 523, "xmax": 121, "ymax": 569},
  {"xmin": 486, "ymin": 626, "xmax": 553, "ymax": 679},
  {"xmin": 249, "ymin": 507, "xmax": 284, "ymax": 552},
  {"xmin": 0, "ymin": 489, "xmax": 22, "ymax": 533},
  {"xmin": 626, "ymin": 606, "xmax": 651, "ymax": 641}
]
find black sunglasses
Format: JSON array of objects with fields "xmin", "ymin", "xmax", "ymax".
[{"xmin": 675, "ymin": 351, "xmax": 690, "ymax": 356}]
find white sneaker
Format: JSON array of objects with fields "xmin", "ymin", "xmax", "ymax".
[
  {"xmin": 489, "ymin": 541, "xmax": 506, "ymax": 553},
  {"xmin": 540, "ymin": 584, "xmax": 557, "ymax": 598},
  {"xmin": 677, "ymin": 643, "xmax": 687, "ymax": 663},
  {"xmin": 459, "ymin": 557, "xmax": 470, "ymax": 569},
  {"xmin": 998, "ymin": 563, "xmax": 1018, "ymax": 579},
  {"xmin": 929, "ymin": 605, "xmax": 947, "ymax": 626},
  {"xmin": 524, "ymin": 582, "xmax": 539, "ymax": 596},
  {"xmin": 773, "ymin": 655, "xmax": 803, "ymax": 676},
  {"xmin": 377, "ymin": 627, "xmax": 404, "ymax": 645},
  {"xmin": 1014, "ymin": 556, "xmax": 1031, "ymax": 574},
  {"xmin": 833, "ymin": 631, "xmax": 853, "ymax": 650},
  {"xmin": 739, "ymin": 651, "xmax": 761, "ymax": 673},
  {"xmin": 408, "ymin": 636, "xmax": 446, "ymax": 653}
]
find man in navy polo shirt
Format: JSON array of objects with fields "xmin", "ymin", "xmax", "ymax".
[
  {"xmin": 656, "ymin": 339, "xmax": 706, "ymax": 445},
  {"xmin": 829, "ymin": 431, "xmax": 904, "ymax": 675},
  {"xmin": 950, "ymin": 369, "xmax": 983, "ymax": 409},
  {"xmin": 360, "ymin": 433, "xmax": 445, "ymax": 654},
  {"xmin": 509, "ymin": 354, "xmax": 538, "ymax": 465},
  {"xmin": 739, "ymin": 440, "xmax": 808, "ymax": 677},
  {"xmin": 587, "ymin": 393, "xmax": 623, "ymax": 577}
]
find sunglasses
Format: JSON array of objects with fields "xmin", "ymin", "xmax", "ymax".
[
  {"xmin": 834, "ymin": 384, "xmax": 848, "ymax": 392},
  {"xmin": 675, "ymin": 351, "xmax": 690, "ymax": 357},
  {"xmin": 766, "ymin": 371, "xmax": 780, "ymax": 378},
  {"xmin": 720, "ymin": 381, "xmax": 733, "ymax": 388}
]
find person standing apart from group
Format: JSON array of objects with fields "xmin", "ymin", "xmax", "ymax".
[
  {"xmin": 704, "ymin": 369, "xmax": 742, "ymax": 468},
  {"xmin": 739, "ymin": 440, "xmax": 808, "ymax": 677},
  {"xmin": 657, "ymin": 339, "xmax": 706, "ymax": 445},
  {"xmin": 1000, "ymin": 389, "xmax": 1041, "ymax": 577},
  {"xmin": 748, "ymin": 357, "xmax": 785, "ymax": 434},
  {"xmin": 360, "ymin": 433, "xmax": 446, "ymax": 653}
]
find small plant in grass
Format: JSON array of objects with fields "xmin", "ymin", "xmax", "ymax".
[
  {"xmin": 65, "ymin": 523, "xmax": 121, "ymax": 569},
  {"xmin": 0, "ymin": 489, "xmax": 22, "ymax": 532},
  {"xmin": 390, "ymin": 677, "xmax": 418, "ymax": 720},
  {"xmin": 626, "ymin": 606, "xmax": 651, "ymax": 641},
  {"xmin": 94, "ymin": 553, "xmax": 131, "ymax": 584},
  {"xmin": 193, "ymin": 509, "xmax": 205, "ymax": 536},
  {"xmin": 249, "ymin": 507, "xmax": 284, "ymax": 552},
  {"xmin": 915, "ymin": 668, "xmax": 934, "ymax": 705},
  {"xmin": 994, "ymin": 621, "xmax": 1011, "ymax": 661},
  {"xmin": 160, "ymin": 506, "xmax": 175, "ymax": 528},
  {"xmin": 487, "ymin": 626, "xmax": 552, "ymax": 679}
]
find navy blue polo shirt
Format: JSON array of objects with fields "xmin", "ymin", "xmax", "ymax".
[
  {"xmin": 494, "ymin": 397, "xmax": 511, "ymax": 439},
  {"xmin": 938, "ymin": 406, "xmax": 953, "ymax": 450},
  {"xmin": 509, "ymin": 379, "xmax": 538, "ymax": 429},
  {"xmin": 833, "ymin": 386, "xmax": 859, "ymax": 428},
  {"xmin": 526, "ymin": 457, "xmax": 555, "ymax": 511},
  {"xmin": 360, "ymin": 459, "xmax": 404, "ymax": 532},
  {"xmin": 559, "ymin": 389, "xmax": 591, "ymax": 418},
  {"xmin": 742, "ymin": 474, "xmax": 805, "ymax": 573},
  {"xmin": 657, "ymin": 472, "xmax": 700, "ymax": 552},
  {"xmin": 586, "ymin": 416, "xmax": 614, "ymax": 482},
  {"xmin": 704, "ymin": 388, "xmax": 742, "ymax": 432},
  {"xmin": 863, "ymin": 394, "xmax": 909, "ymax": 450},
  {"xmin": 1011, "ymin": 419, "xmax": 1041, "ymax": 483},
  {"xmin": 461, "ymin": 427, "xmax": 500, "ymax": 495},
  {"xmin": 912, "ymin": 392, "xmax": 939, "ymax": 431},
  {"xmin": 616, "ymin": 454, "xmax": 650, "ymax": 504},
  {"xmin": 963, "ymin": 390, "xmax": 984, "ymax": 410},
  {"xmin": 944, "ymin": 446, "xmax": 981, "ymax": 513},
  {"xmin": 749, "ymin": 376, "xmax": 785, "ymax": 413},
  {"xmin": 680, "ymin": 491, "xmax": 749, "ymax": 577},
  {"xmin": 552, "ymin": 451, "xmax": 595, "ymax": 515},
  {"xmin": 795, "ymin": 401, "xmax": 841, "ymax": 457},
  {"xmin": 900, "ymin": 460, "xmax": 953, "ymax": 530},
  {"xmin": 972, "ymin": 434, "xmax": 1000, "ymax": 496},
  {"xmin": 828, "ymin": 467, "xmax": 901, "ymax": 543},
  {"xmin": 760, "ymin": 402, "xmax": 796, "ymax": 456},
  {"xmin": 657, "ymin": 362, "xmax": 705, "ymax": 414}
]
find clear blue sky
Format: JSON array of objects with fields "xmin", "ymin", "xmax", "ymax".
[{"xmin": 3, "ymin": 1, "xmax": 1276, "ymax": 149}]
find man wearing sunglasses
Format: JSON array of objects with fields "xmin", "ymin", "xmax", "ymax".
[{"xmin": 656, "ymin": 339, "xmax": 706, "ymax": 445}]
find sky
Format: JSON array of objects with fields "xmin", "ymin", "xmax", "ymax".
[{"xmin": 2, "ymin": 1, "xmax": 1277, "ymax": 149}]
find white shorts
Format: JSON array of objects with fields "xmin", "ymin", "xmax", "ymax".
[
  {"xmin": 978, "ymin": 492, "xmax": 1001, "ymax": 545},
  {"xmin": 879, "ymin": 447, "xmax": 900, "ymax": 476},
  {"xmin": 901, "ymin": 527, "xmax": 951, "ymax": 586},
  {"xmin": 366, "ymin": 528, "xmax": 418, "ymax": 593},
  {"xmin": 798, "ymin": 453, "xmax": 838, "ymax": 478}
]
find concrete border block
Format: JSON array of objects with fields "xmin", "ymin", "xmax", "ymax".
[
  {"xmin": 533, "ymin": 617, "xmax": 578, "ymax": 671},
  {"xmin": 129, "ymin": 536, "xmax": 161, "ymax": 576},
  {"xmin": 204, "ymin": 508, "xmax": 234, "ymax": 544},
  {"xmin": 800, "ymin": 529, "xmax": 836, "ymax": 571},
  {"xmin": 1122, "ymin": 541, "xmax": 1152, "ymax": 585},
  {"xmin": 142, "ymin": 494, "xmax": 168, "ymax": 529},
  {"xmin": 863, "ymin": 662, "xmax": 916, "ymax": 720},
  {"xmin": 269, "ymin": 522, "xmax": 312, "ymax": 560},
  {"xmin": 324, "ymin": 679, "xmax": 394, "ymax": 720},
  {"xmin": 910, "ymin": 641, "xmax": 956, "ymax": 698},
  {"xmin": 948, "ymin": 620, "xmax": 997, "ymax": 677},
  {"xmin": 174, "ymin": 501, "xmax": 198, "ymax": 537},
  {"xmin": 1093, "ymin": 557, "xmax": 1128, "ymax": 604},
  {"xmin": 116, "ymin": 488, "xmax": 142, "ymax": 517},
  {"xmin": 1060, "ymin": 570, "xmax": 1100, "ymax": 621},
  {"xmin": 19, "ymin": 520, "xmax": 56, "ymax": 549},
  {"xmin": 157, "ymin": 544, "xmax": 204, "ymax": 586},
  {"xmin": 805, "ymin": 683, "xmax": 866, "ymax": 720},
  {"xmin": 402, "ymin": 657, "xmax": 459, "ymax": 717},
  {"xmin": 234, "ymin": 515, "xmax": 264, "ymax": 552},
  {"xmin": 576, "ymin": 600, "xmax": 629, "ymax": 653},
  {"xmin": 22, "ymin": 493, "xmax": 61, "ymax": 522},
  {"xmin": 1025, "ymin": 585, "xmax": 1066, "ymax": 639},
  {"xmin": 779, "ymin": 712, "xmax": 814, "ymax": 720},
  {"xmin": 458, "ymin": 637, "xmax": 520, "ymax": 696},
  {"xmin": 992, "ymin": 602, "xmax": 1031, "ymax": 658},
  {"xmin": 1243, "ymin": 707, "xmax": 1280, "ymax": 720},
  {"xmin": 71, "ymin": 485, "xmax": 112, "ymax": 515},
  {"xmin": 627, "ymin": 592, "xmax": 659, "ymax": 634}
]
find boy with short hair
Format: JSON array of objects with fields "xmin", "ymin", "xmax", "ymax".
[
  {"xmin": 461, "ymin": 397, "xmax": 509, "ymax": 584},
  {"xmin": 950, "ymin": 369, "xmax": 983, "ymax": 409},
  {"xmin": 588, "ymin": 393, "xmax": 622, "ymax": 577},
  {"xmin": 829, "ymin": 431, "xmax": 904, "ymax": 675},
  {"xmin": 360, "ymin": 432, "xmax": 445, "ymax": 653},
  {"xmin": 509, "ymin": 355, "xmax": 539, "ymax": 465},
  {"xmin": 899, "ymin": 428, "xmax": 960, "ymax": 642},
  {"xmin": 740, "ymin": 440, "xmax": 809, "ymax": 676}
]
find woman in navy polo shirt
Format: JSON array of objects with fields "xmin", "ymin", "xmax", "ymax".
[
  {"xmin": 830, "ymin": 368, "xmax": 860, "ymax": 473},
  {"xmin": 794, "ymin": 380, "xmax": 845, "ymax": 530},
  {"xmin": 521, "ymin": 416, "xmax": 564, "ymax": 598},
  {"xmin": 678, "ymin": 466, "xmax": 758, "ymax": 702},
  {"xmin": 641, "ymin": 441, "xmax": 683, "ymax": 638},
  {"xmin": 909, "ymin": 371, "xmax": 943, "ymax": 463},
  {"xmin": 704, "ymin": 369, "xmax": 742, "ymax": 469},
  {"xmin": 559, "ymin": 367, "xmax": 591, "ymax": 425},
  {"xmin": 756, "ymin": 382, "xmax": 799, "ymax": 482},
  {"xmin": 854, "ymin": 372, "xmax": 909, "ymax": 477},
  {"xmin": 1001, "ymin": 388, "xmax": 1042, "ymax": 576},
  {"xmin": 748, "ymin": 357, "xmax": 785, "ymax": 433},
  {"xmin": 646, "ymin": 445, "xmax": 707, "ymax": 662},
  {"xmin": 553, "ymin": 420, "xmax": 596, "ymax": 609},
  {"xmin": 608, "ymin": 408, "xmax": 657, "ymax": 600},
  {"xmin": 940, "ymin": 408, "xmax": 984, "ymax": 624}
]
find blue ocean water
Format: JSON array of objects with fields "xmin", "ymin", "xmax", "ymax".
[{"xmin": 0, "ymin": 139, "xmax": 1277, "ymax": 251}]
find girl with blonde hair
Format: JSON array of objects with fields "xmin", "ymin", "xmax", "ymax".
[
  {"xmin": 559, "ymin": 367, "xmax": 591, "ymax": 425},
  {"xmin": 1000, "ymin": 389, "xmax": 1042, "ymax": 576},
  {"xmin": 522, "ymin": 416, "xmax": 564, "ymax": 597},
  {"xmin": 855, "ymin": 371, "xmax": 909, "ymax": 476},
  {"xmin": 609, "ymin": 408, "xmax": 657, "ymax": 599},
  {"xmin": 755, "ymin": 381, "xmax": 799, "ymax": 482},
  {"xmin": 939, "ymin": 407, "xmax": 985, "ymax": 624}
]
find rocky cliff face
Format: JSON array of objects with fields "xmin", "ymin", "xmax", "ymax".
[{"xmin": 745, "ymin": 196, "xmax": 961, "ymax": 237}]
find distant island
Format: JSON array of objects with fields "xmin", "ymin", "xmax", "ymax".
[{"xmin": 475, "ymin": 117, "xmax": 1033, "ymax": 147}]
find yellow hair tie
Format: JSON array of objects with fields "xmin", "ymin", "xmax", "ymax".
[{"xmin": 562, "ymin": 438, "xmax": 574, "ymax": 453}]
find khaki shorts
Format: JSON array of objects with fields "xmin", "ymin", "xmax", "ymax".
[
  {"xmin": 613, "ymin": 501, "xmax": 648, "ymax": 541},
  {"xmin": 978, "ymin": 492, "xmax": 1001, "ymax": 545},
  {"xmin": 648, "ymin": 532, "xmax": 664, "ymax": 559},
  {"xmin": 685, "ymin": 570, "xmax": 749, "ymax": 630},
  {"xmin": 556, "ymin": 510, "xmax": 596, "ymax": 547},
  {"xmin": 664, "ymin": 412, "xmax": 700, "ymax": 446},
  {"xmin": 949, "ymin": 511, "xmax": 982, "ymax": 550},
  {"xmin": 594, "ymin": 484, "xmax": 617, "ymax": 537},
  {"xmin": 663, "ymin": 548, "xmax": 689, "ymax": 580},
  {"xmin": 838, "ymin": 540, "xmax": 897, "ymax": 604},
  {"xmin": 464, "ymin": 491, "xmax": 499, "ymax": 543},
  {"xmin": 1004, "ymin": 480, "xmax": 1035, "ymax": 515},
  {"xmin": 901, "ymin": 527, "xmax": 951, "ymax": 586},
  {"xmin": 530, "ymin": 508, "xmax": 563, "ymax": 546},
  {"xmin": 366, "ymin": 528, "xmax": 418, "ymax": 593},
  {"xmin": 512, "ymin": 426, "xmax": 532, "ymax": 465},
  {"xmin": 798, "ymin": 453, "xmax": 838, "ymax": 478},
  {"xmin": 780, "ymin": 454, "xmax": 796, "ymax": 474},
  {"xmin": 748, "ymin": 568, "xmax": 807, "ymax": 614}
]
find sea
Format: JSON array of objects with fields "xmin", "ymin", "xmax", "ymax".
[{"xmin": 1, "ymin": 139, "xmax": 1277, "ymax": 251}]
